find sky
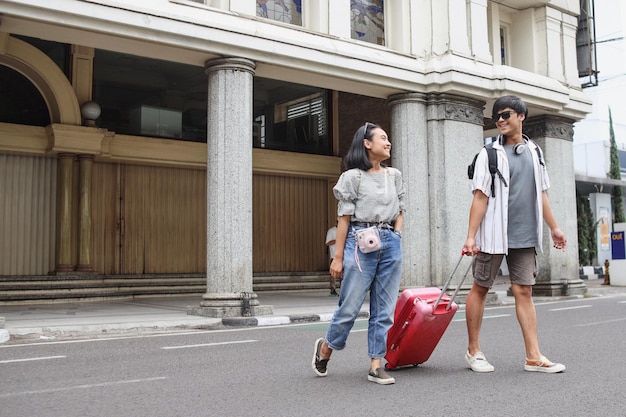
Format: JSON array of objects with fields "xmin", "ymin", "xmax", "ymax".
[{"xmin": 573, "ymin": 0, "xmax": 626, "ymax": 146}]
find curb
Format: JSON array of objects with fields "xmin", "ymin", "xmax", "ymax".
[
  {"xmin": 5, "ymin": 311, "xmax": 367, "ymax": 342},
  {"xmin": 222, "ymin": 311, "xmax": 368, "ymax": 327}
]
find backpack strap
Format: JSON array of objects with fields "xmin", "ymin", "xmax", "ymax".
[
  {"xmin": 520, "ymin": 134, "xmax": 545, "ymax": 167},
  {"xmin": 530, "ymin": 140, "xmax": 545, "ymax": 166},
  {"xmin": 484, "ymin": 142, "xmax": 508, "ymax": 197}
]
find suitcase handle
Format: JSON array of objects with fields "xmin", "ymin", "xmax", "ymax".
[{"xmin": 434, "ymin": 250, "xmax": 473, "ymax": 311}]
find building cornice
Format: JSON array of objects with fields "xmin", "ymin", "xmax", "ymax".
[{"xmin": 0, "ymin": 0, "xmax": 592, "ymax": 121}]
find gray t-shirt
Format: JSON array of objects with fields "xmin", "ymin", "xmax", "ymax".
[
  {"xmin": 333, "ymin": 168, "xmax": 405, "ymax": 223},
  {"xmin": 505, "ymin": 145, "xmax": 538, "ymax": 248}
]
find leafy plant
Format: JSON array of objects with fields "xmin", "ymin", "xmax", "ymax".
[
  {"xmin": 608, "ymin": 107, "xmax": 625, "ymax": 223},
  {"xmin": 577, "ymin": 193, "xmax": 597, "ymax": 265}
]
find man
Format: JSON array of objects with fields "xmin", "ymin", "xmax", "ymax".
[
  {"xmin": 463, "ymin": 95, "xmax": 566, "ymax": 373},
  {"xmin": 325, "ymin": 225, "xmax": 339, "ymax": 296}
]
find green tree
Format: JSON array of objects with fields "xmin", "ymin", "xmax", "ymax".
[
  {"xmin": 577, "ymin": 193, "xmax": 597, "ymax": 265},
  {"xmin": 608, "ymin": 107, "xmax": 626, "ymax": 223}
]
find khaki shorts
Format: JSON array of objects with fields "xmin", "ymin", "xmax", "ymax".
[{"xmin": 472, "ymin": 247, "xmax": 537, "ymax": 288}]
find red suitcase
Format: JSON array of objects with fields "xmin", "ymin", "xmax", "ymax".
[{"xmin": 385, "ymin": 253, "xmax": 472, "ymax": 369}]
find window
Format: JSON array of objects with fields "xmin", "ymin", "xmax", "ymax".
[
  {"xmin": 499, "ymin": 27, "xmax": 507, "ymax": 65},
  {"xmin": 0, "ymin": 36, "xmax": 67, "ymax": 127},
  {"xmin": 0, "ymin": 66, "xmax": 50, "ymax": 127},
  {"xmin": 93, "ymin": 50, "xmax": 208, "ymax": 142},
  {"xmin": 254, "ymin": 77, "xmax": 330, "ymax": 155},
  {"xmin": 350, "ymin": 0, "xmax": 385, "ymax": 46},
  {"xmin": 256, "ymin": 0, "xmax": 302, "ymax": 26}
]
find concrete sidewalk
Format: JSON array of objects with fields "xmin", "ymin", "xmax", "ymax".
[{"xmin": 1, "ymin": 278, "xmax": 624, "ymax": 343}]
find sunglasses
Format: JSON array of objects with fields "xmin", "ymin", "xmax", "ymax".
[{"xmin": 492, "ymin": 110, "xmax": 516, "ymax": 123}]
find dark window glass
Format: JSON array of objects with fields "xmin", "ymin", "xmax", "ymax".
[
  {"xmin": 0, "ymin": 66, "xmax": 50, "ymax": 126},
  {"xmin": 254, "ymin": 77, "xmax": 330, "ymax": 155},
  {"xmin": 93, "ymin": 50, "xmax": 208, "ymax": 142}
]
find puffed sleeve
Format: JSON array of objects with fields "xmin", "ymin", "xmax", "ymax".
[
  {"xmin": 333, "ymin": 169, "xmax": 360, "ymax": 216},
  {"xmin": 391, "ymin": 168, "xmax": 406, "ymax": 212}
]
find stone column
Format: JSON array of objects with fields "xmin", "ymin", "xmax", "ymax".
[
  {"xmin": 426, "ymin": 94, "xmax": 491, "ymax": 302},
  {"xmin": 55, "ymin": 153, "xmax": 75, "ymax": 273},
  {"xmin": 76, "ymin": 154, "xmax": 94, "ymax": 272},
  {"xmin": 387, "ymin": 92, "xmax": 430, "ymax": 288},
  {"xmin": 524, "ymin": 116, "xmax": 586, "ymax": 296},
  {"xmin": 188, "ymin": 57, "xmax": 272, "ymax": 318}
]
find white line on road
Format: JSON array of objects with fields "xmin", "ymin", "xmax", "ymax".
[
  {"xmin": 549, "ymin": 305, "xmax": 592, "ymax": 312},
  {"xmin": 0, "ymin": 377, "xmax": 167, "ymax": 398},
  {"xmin": 574, "ymin": 317, "xmax": 626, "ymax": 327},
  {"xmin": 453, "ymin": 314, "xmax": 511, "ymax": 322},
  {"xmin": 0, "ymin": 355, "xmax": 66, "ymax": 364},
  {"xmin": 161, "ymin": 339, "xmax": 258, "ymax": 350}
]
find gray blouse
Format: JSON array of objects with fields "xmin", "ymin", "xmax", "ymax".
[{"xmin": 333, "ymin": 168, "xmax": 405, "ymax": 224}]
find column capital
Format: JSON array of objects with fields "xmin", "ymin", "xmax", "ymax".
[
  {"xmin": 426, "ymin": 93, "xmax": 485, "ymax": 126},
  {"xmin": 204, "ymin": 57, "xmax": 256, "ymax": 75},
  {"xmin": 77, "ymin": 154, "xmax": 95, "ymax": 161},
  {"xmin": 524, "ymin": 115, "xmax": 575, "ymax": 142},
  {"xmin": 387, "ymin": 92, "xmax": 428, "ymax": 107},
  {"xmin": 57, "ymin": 152, "xmax": 77, "ymax": 160}
]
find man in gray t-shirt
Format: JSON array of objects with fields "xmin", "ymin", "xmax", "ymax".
[{"xmin": 462, "ymin": 95, "xmax": 568, "ymax": 374}]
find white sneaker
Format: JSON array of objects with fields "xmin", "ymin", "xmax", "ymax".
[
  {"xmin": 465, "ymin": 350, "xmax": 495, "ymax": 373},
  {"xmin": 524, "ymin": 356, "xmax": 566, "ymax": 373}
]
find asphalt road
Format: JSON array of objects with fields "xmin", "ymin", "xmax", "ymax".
[{"xmin": 1, "ymin": 294, "xmax": 625, "ymax": 417}]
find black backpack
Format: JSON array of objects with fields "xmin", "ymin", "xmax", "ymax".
[
  {"xmin": 467, "ymin": 142, "xmax": 506, "ymax": 197},
  {"xmin": 467, "ymin": 137, "xmax": 545, "ymax": 197}
]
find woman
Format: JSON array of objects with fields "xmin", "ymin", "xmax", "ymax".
[{"xmin": 311, "ymin": 122, "xmax": 405, "ymax": 385}]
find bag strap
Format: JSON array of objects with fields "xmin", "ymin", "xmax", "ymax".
[{"xmin": 484, "ymin": 142, "xmax": 508, "ymax": 197}]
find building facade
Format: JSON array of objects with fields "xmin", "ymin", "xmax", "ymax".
[{"xmin": 0, "ymin": 0, "xmax": 591, "ymax": 313}]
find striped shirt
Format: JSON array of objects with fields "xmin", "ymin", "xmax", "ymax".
[{"xmin": 471, "ymin": 138, "xmax": 550, "ymax": 254}]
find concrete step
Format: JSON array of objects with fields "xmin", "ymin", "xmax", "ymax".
[{"xmin": 0, "ymin": 273, "xmax": 333, "ymax": 305}]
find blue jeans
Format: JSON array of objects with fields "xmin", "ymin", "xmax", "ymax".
[{"xmin": 325, "ymin": 227, "xmax": 402, "ymax": 359}]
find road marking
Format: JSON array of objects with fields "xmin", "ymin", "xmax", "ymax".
[
  {"xmin": 575, "ymin": 317, "xmax": 626, "ymax": 327},
  {"xmin": 0, "ymin": 377, "xmax": 167, "ymax": 398},
  {"xmin": 0, "ymin": 355, "xmax": 66, "ymax": 364},
  {"xmin": 453, "ymin": 314, "xmax": 510, "ymax": 322},
  {"xmin": 161, "ymin": 339, "xmax": 257, "ymax": 350},
  {"xmin": 549, "ymin": 305, "xmax": 592, "ymax": 312}
]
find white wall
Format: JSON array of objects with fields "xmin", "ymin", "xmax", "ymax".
[{"xmin": 573, "ymin": 141, "xmax": 609, "ymax": 177}]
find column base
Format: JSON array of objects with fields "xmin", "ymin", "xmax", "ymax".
[
  {"xmin": 54, "ymin": 264, "xmax": 74, "ymax": 272},
  {"xmin": 507, "ymin": 280, "xmax": 588, "ymax": 297},
  {"xmin": 187, "ymin": 305, "xmax": 274, "ymax": 319},
  {"xmin": 75, "ymin": 264, "xmax": 94, "ymax": 272},
  {"xmin": 187, "ymin": 292, "xmax": 274, "ymax": 318}
]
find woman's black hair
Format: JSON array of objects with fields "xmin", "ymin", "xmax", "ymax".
[
  {"xmin": 492, "ymin": 95, "xmax": 528, "ymax": 119},
  {"xmin": 342, "ymin": 122, "xmax": 383, "ymax": 171}
]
